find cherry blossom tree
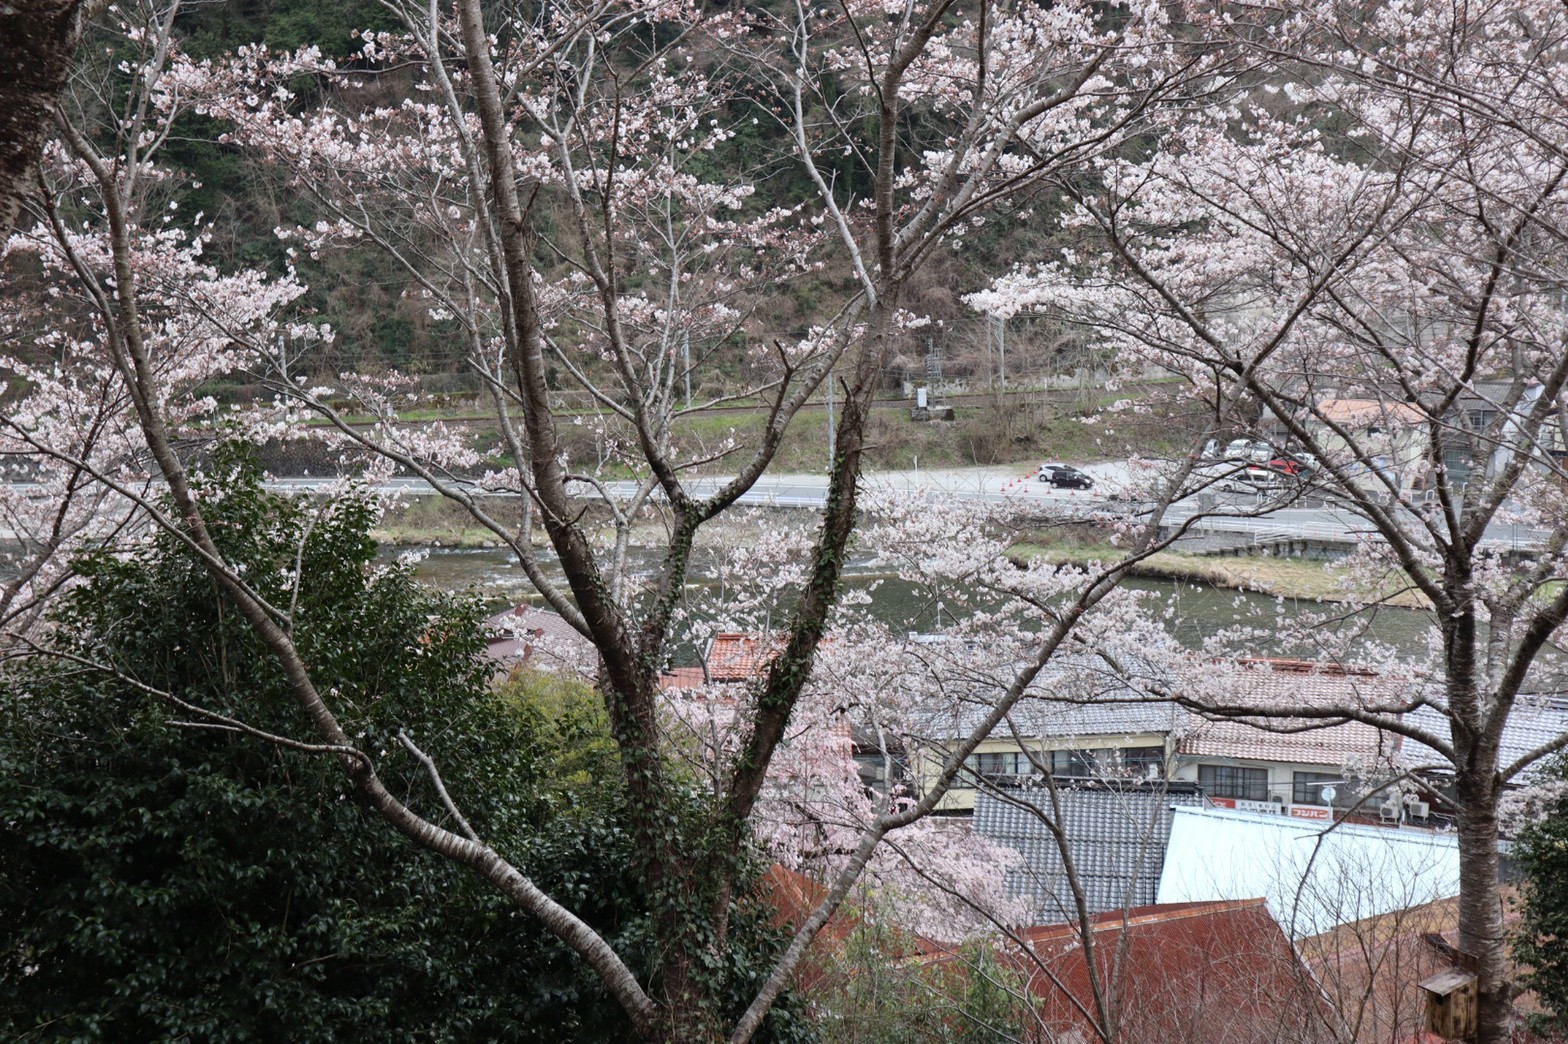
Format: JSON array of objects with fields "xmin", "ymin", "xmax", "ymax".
[
  {"xmin": 2, "ymin": 0, "xmax": 1243, "ymax": 1040},
  {"xmin": 975, "ymin": 1, "xmax": 1568, "ymax": 1037},
  {"xmin": 2, "ymin": 8, "xmax": 318, "ymax": 652}
]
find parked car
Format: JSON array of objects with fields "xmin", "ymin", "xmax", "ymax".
[
  {"xmin": 1224, "ymin": 438, "xmax": 1274, "ymax": 462},
  {"xmin": 1038, "ymin": 463, "xmax": 1095, "ymax": 489},
  {"xmin": 1263, "ymin": 455, "xmax": 1312, "ymax": 479},
  {"xmin": 1241, "ymin": 465, "xmax": 1291, "ymax": 490}
]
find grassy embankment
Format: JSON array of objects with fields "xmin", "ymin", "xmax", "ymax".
[
  {"xmin": 522, "ymin": 382, "xmax": 1203, "ymax": 476},
  {"xmin": 373, "ymin": 495, "xmax": 512, "ymax": 548},
  {"xmin": 1007, "ymin": 530, "xmax": 1431, "ymax": 609}
]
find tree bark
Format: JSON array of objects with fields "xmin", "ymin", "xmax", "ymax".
[
  {"xmin": 0, "ymin": 0, "xmax": 99, "ymax": 238},
  {"xmin": 1455, "ymin": 772, "xmax": 1510, "ymax": 1044}
]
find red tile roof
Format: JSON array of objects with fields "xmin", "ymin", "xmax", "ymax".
[
  {"xmin": 992, "ymin": 900, "xmax": 1341, "ymax": 1042},
  {"xmin": 753, "ymin": 864, "xmax": 938, "ymax": 994},
  {"xmin": 706, "ymin": 632, "xmax": 779, "ymax": 682}
]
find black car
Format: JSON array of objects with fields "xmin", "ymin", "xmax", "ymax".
[{"xmin": 1037, "ymin": 463, "xmax": 1094, "ymax": 489}]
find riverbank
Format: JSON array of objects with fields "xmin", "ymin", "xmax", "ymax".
[
  {"xmin": 372, "ymin": 496, "xmax": 511, "ymax": 548},
  {"xmin": 1007, "ymin": 538, "xmax": 1430, "ymax": 609},
  {"xmin": 372, "ymin": 495, "xmax": 814, "ymax": 553},
  {"xmin": 373, "ymin": 492, "xmax": 1431, "ymax": 611}
]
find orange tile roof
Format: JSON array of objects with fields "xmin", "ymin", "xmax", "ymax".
[
  {"xmin": 1317, "ymin": 398, "xmax": 1426, "ymax": 427},
  {"xmin": 706, "ymin": 632, "xmax": 779, "ymax": 682}
]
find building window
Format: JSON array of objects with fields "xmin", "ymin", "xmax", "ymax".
[
  {"xmin": 1118, "ymin": 746, "xmax": 1167, "ymax": 777},
  {"xmin": 1198, "ymin": 764, "xmax": 1268, "ymax": 801},
  {"xmin": 962, "ymin": 749, "xmax": 1102, "ymax": 784},
  {"xmin": 854, "ymin": 750, "xmax": 906, "ymax": 795},
  {"xmin": 1046, "ymin": 749, "xmax": 1096, "ymax": 777},
  {"xmin": 1467, "ymin": 408, "xmax": 1497, "ymax": 431},
  {"xmin": 964, "ymin": 750, "xmax": 1040, "ymax": 784},
  {"xmin": 1293, "ymin": 771, "xmax": 1350, "ymax": 807}
]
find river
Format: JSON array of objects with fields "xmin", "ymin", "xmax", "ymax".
[{"xmin": 403, "ymin": 545, "xmax": 1441, "ymax": 664}]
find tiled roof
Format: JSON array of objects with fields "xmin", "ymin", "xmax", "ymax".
[
  {"xmin": 1317, "ymin": 397, "xmax": 1426, "ymax": 427},
  {"xmin": 1300, "ymin": 897, "xmax": 1464, "ymax": 1044},
  {"xmin": 908, "ymin": 655, "xmax": 1180, "ymax": 742},
  {"xmin": 1176, "ymin": 659, "xmax": 1405, "ymax": 770},
  {"xmin": 705, "ymin": 632, "xmax": 778, "ymax": 682},
  {"xmin": 481, "ymin": 605, "xmax": 594, "ymax": 675},
  {"xmin": 1400, "ymin": 696, "xmax": 1568, "ymax": 782},
  {"xmin": 1179, "ymin": 714, "xmax": 1398, "ymax": 768},
  {"xmin": 914, "ymin": 695, "xmax": 1178, "ymax": 743},
  {"xmin": 753, "ymin": 864, "xmax": 939, "ymax": 993},
  {"xmin": 973, "ymin": 781, "xmax": 1205, "ymax": 923},
  {"xmin": 932, "ymin": 900, "xmax": 1338, "ymax": 1043}
]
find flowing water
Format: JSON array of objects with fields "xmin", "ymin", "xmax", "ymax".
[{"xmin": 401, "ymin": 545, "xmax": 1441, "ymax": 664}]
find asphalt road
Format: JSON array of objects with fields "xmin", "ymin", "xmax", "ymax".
[
  {"xmin": 260, "ymin": 462, "xmax": 1549, "ymax": 551},
  {"xmin": 3, "ymin": 464, "xmax": 1543, "ymax": 550}
]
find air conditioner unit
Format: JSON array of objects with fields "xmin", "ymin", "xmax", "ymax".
[{"xmin": 1409, "ymin": 800, "xmax": 1431, "ymax": 819}]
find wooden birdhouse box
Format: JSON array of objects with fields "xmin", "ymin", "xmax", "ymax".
[{"xmin": 1419, "ymin": 967, "xmax": 1477, "ymax": 1041}]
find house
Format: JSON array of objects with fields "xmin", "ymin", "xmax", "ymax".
[
  {"xmin": 907, "ymin": 673, "xmax": 1182, "ymax": 812},
  {"xmin": 1305, "ymin": 397, "xmax": 1430, "ymax": 495},
  {"xmin": 1260, "ymin": 379, "xmax": 1567, "ymax": 495},
  {"xmin": 688, "ymin": 637, "xmax": 1177, "ymax": 809},
  {"xmin": 972, "ymin": 779, "xmax": 1205, "ymax": 923},
  {"xmin": 901, "ymin": 655, "xmax": 1183, "ymax": 813},
  {"xmin": 1170, "ymin": 658, "xmax": 1406, "ymax": 819},
  {"xmin": 482, "ymin": 604, "xmax": 594, "ymax": 678},
  {"xmin": 705, "ymin": 631, "xmax": 778, "ymax": 682},
  {"xmin": 1156, "ymin": 805, "xmax": 1461, "ymax": 938},
  {"xmin": 1439, "ymin": 379, "xmax": 1567, "ymax": 488},
  {"xmin": 911, "ymin": 657, "xmax": 1406, "ymax": 817}
]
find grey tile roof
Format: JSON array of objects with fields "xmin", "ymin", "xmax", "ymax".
[
  {"xmin": 974, "ymin": 781, "xmax": 1206, "ymax": 923},
  {"xmin": 907, "ymin": 656, "xmax": 1180, "ymax": 743},
  {"xmin": 1400, "ymin": 697, "xmax": 1568, "ymax": 782}
]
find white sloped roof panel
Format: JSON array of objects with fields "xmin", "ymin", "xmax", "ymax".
[{"xmin": 1156, "ymin": 807, "xmax": 1460, "ymax": 937}]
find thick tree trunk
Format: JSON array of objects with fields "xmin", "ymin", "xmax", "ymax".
[
  {"xmin": 1454, "ymin": 776, "xmax": 1511, "ymax": 1044},
  {"xmin": 0, "ymin": 0, "xmax": 95, "ymax": 237}
]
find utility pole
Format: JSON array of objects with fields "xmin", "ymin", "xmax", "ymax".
[{"xmin": 987, "ymin": 315, "xmax": 1006, "ymax": 390}]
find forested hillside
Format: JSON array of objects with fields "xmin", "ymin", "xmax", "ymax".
[{"xmin": 36, "ymin": 0, "xmax": 1090, "ymax": 401}]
